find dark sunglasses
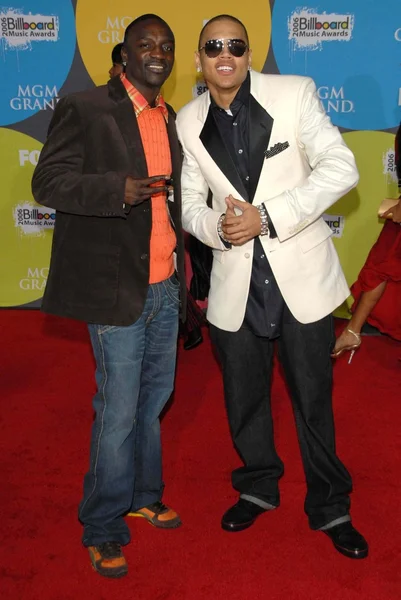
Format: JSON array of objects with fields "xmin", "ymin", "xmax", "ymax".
[{"xmin": 198, "ymin": 38, "xmax": 248, "ymax": 58}]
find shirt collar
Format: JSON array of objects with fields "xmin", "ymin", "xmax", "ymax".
[
  {"xmin": 211, "ymin": 71, "xmax": 250, "ymax": 114},
  {"xmin": 120, "ymin": 73, "xmax": 168, "ymax": 122}
]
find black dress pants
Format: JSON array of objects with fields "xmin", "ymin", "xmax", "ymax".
[{"xmin": 210, "ymin": 314, "xmax": 352, "ymax": 530}]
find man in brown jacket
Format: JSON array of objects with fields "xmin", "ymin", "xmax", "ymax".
[{"xmin": 32, "ymin": 14, "xmax": 186, "ymax": 578}]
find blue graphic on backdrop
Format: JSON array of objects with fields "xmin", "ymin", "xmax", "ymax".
[
  {"xmin": 272, "ymin": 1, "xmax": 401, "ymax": 130},
  {"xmin": 0, "ymin": 1, "xmax": 75, "ymax": 125}
]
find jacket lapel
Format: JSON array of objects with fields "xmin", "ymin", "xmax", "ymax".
[
  {"xmin": 107, "ymin": 77, "xmax": 148, "ymax": 177},
  {"xmin": 165, "ymin": 106, "xmax": 182, "ymax": 223},
  {"xmin": 248, "ymin": 95, "xmax": 273, "ymax": 203},
  {"xmin": 166, "ymin": 106, "xmax": 181, "ymax": 184},
  {"xmin": 200, "ymin": 107, "xmax": 248, "ymax": 201}
]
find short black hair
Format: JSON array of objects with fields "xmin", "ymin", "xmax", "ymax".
[
  {"xmin": 198, "ymin": 15, "xmax": 249, "ymax": 49},
  {"xmin": 111, "ymin": 43, "xmax": 123, "ymax": 64},
  {"xmin": 124, "ymin": 14, "xmax": 174, "ymax": 45}
]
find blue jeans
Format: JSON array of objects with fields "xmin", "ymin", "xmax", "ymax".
[{"xmin": 79, "ymin": 276, "xmax": 180, "ymax": 547}]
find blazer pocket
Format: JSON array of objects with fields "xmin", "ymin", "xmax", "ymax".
[
  {"xmin": 297, "ymin": 220, "xmax": 333, "ymax": 253},
  {"xmin": 264, "ymin": 143, "xmax": 290, "ymax": 160},
  {"xmin": 61, "ymin": 242, "xmax": 120, "ymax": 309}
]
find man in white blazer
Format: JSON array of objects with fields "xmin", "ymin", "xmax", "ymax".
[{"xmin": 176, "ymin": 14, "xmax": 368, "ymax": 559}]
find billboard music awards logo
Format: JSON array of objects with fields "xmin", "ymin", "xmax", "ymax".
[
  {"xmin": 288, "ymin": 10, "xmax": 354, "ymax": 48},
  {"xmin": 274, "ymin": 0, "xmax": 401, "ymax": 129},
  {"xmin": 317, "ymin": 86, "xmax": 354, "ymax": 114},
  {"xmin": 0, "ymin": 2, "xmax": 74, "ymax": 126},
  {"xmin": 322, "ymin": 214, "xmax": 344, "ymax": 238},
  {"xmin": 382, "ymin": 148, "xmax": 398, "ymax": 183},
  {"xmin": 13, "ymin": 202, "xmax": 55, "ymax": 236},
  {"xmin": 0, "ymin": 10, "xmax": 59, "ymax": 47}
]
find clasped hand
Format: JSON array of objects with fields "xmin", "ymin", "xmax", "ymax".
[
  {"xmin": 221, "ymin": 195, "xmax": 261, "ymax": 246},
  {"xmin": 124, "ymin": 175, "xmax": 170, "ymax": 206}
]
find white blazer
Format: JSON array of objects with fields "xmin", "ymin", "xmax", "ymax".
[{"xmin": 176, "ymin": 71, "xmax": 358, "ymax": 331}]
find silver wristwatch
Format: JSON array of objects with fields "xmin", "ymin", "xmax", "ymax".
[
  {"xmin": 257, "ymin": 204, "xmax": 270, "ymax": 236},
  {"xmin": 217, "ymin": 213, "xmax": 229, "ymax": 242}
]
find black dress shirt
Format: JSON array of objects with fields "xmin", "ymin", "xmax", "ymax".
[{"xmin": 211, "ymin": 73, "xmax": 288, "ymax": 338}]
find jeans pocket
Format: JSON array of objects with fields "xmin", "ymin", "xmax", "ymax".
[
  {"xmin": 163, "ymin": 275, "xmax": 180, "ymax": 304},
  {"xmin": 95, "ymin": 324, "xmax": 119, "ymax": 335}
]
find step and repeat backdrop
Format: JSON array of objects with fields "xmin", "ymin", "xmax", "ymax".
[{"xmin": 1, "ymin": 0, "xmax": 400, "ymax": 315}]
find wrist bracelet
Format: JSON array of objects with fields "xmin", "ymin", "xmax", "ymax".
[{"xmin": 257, "ymin": 204, "xmax": 270, "ymax": 236}]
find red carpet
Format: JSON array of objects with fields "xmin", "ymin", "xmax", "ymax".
[{"xmin": 1, "ymin": 310, "xmax": 400, "ymax": 599}]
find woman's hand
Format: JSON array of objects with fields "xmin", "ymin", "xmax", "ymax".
[{"xmin": 382, "ymin": 199, "xmax": 401, "ymax": 223}]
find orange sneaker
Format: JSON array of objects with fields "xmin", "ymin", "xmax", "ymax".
[
  {"xmin": 88, "ymin": 542, "xmax": 128, "ymax": 578},
  {"xmin": 128, "ymin": 501, "xmax": 182, "ymax": 529}
]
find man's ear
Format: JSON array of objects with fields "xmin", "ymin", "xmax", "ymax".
[
  {"xmin": 195, "ymin": 51, "xmax": 202, "ymax": 73},
  {"xmin": 248, "ymin": 48, "xmax": 253, "ymax": 70}
]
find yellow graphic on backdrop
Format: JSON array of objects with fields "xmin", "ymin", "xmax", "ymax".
[
  {"xmin": 0, "ymin": 128, "xmax": 52, "ymax": 307},
  {"xmin": 328, "ymin": 131, "xmax": 398, "ymax": 317},
  {"xmin": 76, "ymin": 0, "xmax": 271, "ymax": 110}
]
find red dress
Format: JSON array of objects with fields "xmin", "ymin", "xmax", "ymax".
[{"xmin": 351, "ymin": 220, "xmax": 401, "ymax": 340}]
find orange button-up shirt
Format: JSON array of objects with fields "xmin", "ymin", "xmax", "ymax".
[{"xmin": 121, "ymin": 74, "xmax": 176, "ymax": 284}]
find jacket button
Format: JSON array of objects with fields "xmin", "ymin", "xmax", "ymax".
[{"xmin": 140, "ymin": 253, "xmax": 148, "ymax": 260}]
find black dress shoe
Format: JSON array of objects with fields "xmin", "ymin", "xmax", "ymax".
[
  {"xmin": 323, "ymin": 522, "xmax": 368, "ymax": 559},
  {"xmin": 183, "ymin": 327, "xmax": 203, "ymax": 351},
  {"xmin": 221, "ymin": 499, "xmax": 270, "ymax": 532}
]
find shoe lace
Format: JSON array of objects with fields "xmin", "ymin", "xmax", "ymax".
[
  {"xmin": 98, "ymin": 541, "xmax": 122, "ymax": 558},
  {"xmin": 150, "ymin": 500, "xmax": 168, "ymax": 513}
]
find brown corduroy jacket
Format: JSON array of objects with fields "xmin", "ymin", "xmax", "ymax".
[{"xmin": 32, "ymin": 76, "xmax": 186, "ymax": 326}]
